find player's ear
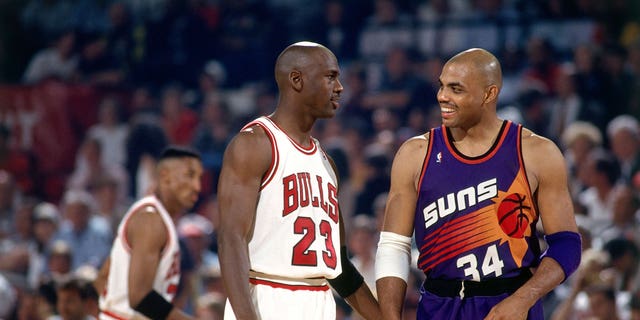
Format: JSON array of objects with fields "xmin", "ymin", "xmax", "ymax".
[
  {"xmin": 290, "ymin": 69, "xmax": 303, "ymax": 92},
  {"xmin": 483, "ymin": 85, "xmax": 499, "ymax": 105}
]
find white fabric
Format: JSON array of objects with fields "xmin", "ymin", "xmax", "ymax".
[
  {"xmin": 99, "ymin": 195, "xmax": 181, "ymax": 320},
  {"xmin": 246, "ymin": 117, "xmax": 342, "ymax": 280},
  {"xmin": 375, "ymin": 231, "xmax": 412, "ymax": 283},
  {"xmin": 223, "ymin": 283, "xmax": 335, "ymax": 320}
]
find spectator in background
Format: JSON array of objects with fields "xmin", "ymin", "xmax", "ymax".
[
  {"xmin": 302, "ymin": 0, "xmax": 360, "ymax": 62},
  {"xmin": 0, "ymin": 124, "xmax": 38, "ymax": 195},
  {"xmin": 54, "ymin": 189, "xmax": 111, "ymax": 270},
  {"xmin": 520, "ymin": 36, "xmax": 562, "ymax": 95},
  {"xmin": 125, "ymin": 87, "xmax": 168, "ymax": 198},
  {"xmin": 572, "ymin": 43, "xmax": 606, "ymax": 111},
  {"xmin": 189, "ymin": 60, "xmax": 226, "ymax": 112},
  {"xmin": 607, "ymin": 115, "xmax": 640, "ymax": 185},
  {"xmin": 561, "ymin": 121, "xmax": 603, "ymax": 200},
  {"xmin": 67, "ymin": 136, "xmax": 129, "ymax": 205},
  {"xmin": 28, "ymin": 202, "xmax": 61, "ymax": 289},
  {"xmin": 73, "ymin": 32, "xmax": 125, "ymax": 87},
  {"xmin": 352, "ymin": 151, "xmax": 390, "ymax": 219},
  {"xmin": 547, "ymin": 63, "xmax": 606, "ymax": 143},
  {"xmin": 598, "ymin": 185, "xmax": 640, "ymax": 248},
  {"xmin": 48, "ymin": 276, "xmax": 96, "ymax": 320},
  {"xmin": 577, "ymin": 149, "xmax": 622, "ymax": 238},
  {"xmin": 191, "ymin": 93, "xmax": 231, "ymax": 194},
  {"xmin": 347, "ymin": 214, "xmax": 378, "ymax": 299},
  {"xmin": 601, "ymin": 44, "xmax": 634, "ymax": 120},
  {"xmin": 86, "ymin": 96, "xmax": 129, "ymax": 167},
  {"xmin": 22, "ymin": 30, "xmax": 78, "ymax": 84},
  {"xmin": 602, "ymin": 237, "xmax": 640, "ymax": 293},
  {"xmin": 363, "ymin": 47, "xmax": 431, "ymax": 113},
  {"xmin": 159, "ymin": 84, "xmax": 199, "ymax": 145},
  {"xmin": 0, "ymin": 199, "xmax": 37, "ymax": 275},
  {"xmin": 0, "ymin": 272, "xmax": 17, "ymax": 320},
  {"xmin": 0, "ymin": 170, "xmax": 18, "ymax": 240},
  {"xmin": 90, "ymin": 175, "xmax": 129, "ymax": 235}
]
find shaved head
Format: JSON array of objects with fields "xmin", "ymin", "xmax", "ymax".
[
  {"xmin": 447, "ymin": 48, "xmax": 503, "ymax": 89},
  {"xmin": 274, "ymin": 41, "xmax": 335, "ymax": 90}
]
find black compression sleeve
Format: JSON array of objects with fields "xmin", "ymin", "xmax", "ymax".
[
  {"xmin": 133, "ymin": 290, "xmax": 174, "ymax": 319},
  {"xmin": 327, "ymin": 246, "xmax": 365, "ymax": 298}
]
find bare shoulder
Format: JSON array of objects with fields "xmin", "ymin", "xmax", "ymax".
[
  {"xmin": 520, "ymin": 128, "xmax": 566, "ymax": 180},
  {"xmin": 392, "ymin": 133, "xmax": 430, "ymax": 176},
  {"xmin": 396, "ymin": 133, "xmax": 430, "ymax": 157},
  {"xmin": 126, "ymin": 205, "xmax": 167, "ymax": 247},
  {"xmin": 520, "ymin": 128, "xmax": 563, "ymax": 159},
  {"xmin": 224, "ymin": 124, "xmax": 272, "ymax": 169}
]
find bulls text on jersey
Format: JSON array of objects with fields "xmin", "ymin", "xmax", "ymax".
[{"xmin": 282, "ymin": 172, "xmax": 339, "ymax": 224}]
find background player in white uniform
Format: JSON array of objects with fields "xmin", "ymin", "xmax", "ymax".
[
  {"xmin": 218, "ymin": 42, "xmax": 381, "ymax": 320},
  {"xmin": 94, "ymin": 146, "xmax": 203, "ymax": 320}
]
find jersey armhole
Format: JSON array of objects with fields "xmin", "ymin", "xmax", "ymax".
[{"xmin": 250, "ymin": 122, "xmax": 279, "ymax": 190}]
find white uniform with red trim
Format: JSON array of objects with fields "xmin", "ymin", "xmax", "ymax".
[
  {"xmin": 224, "ymin": 116, "xmax": 342, "ymax": 320},
  {"xmin": 99, "ymin": 195, "xmax": 181, "ymax": 320}
]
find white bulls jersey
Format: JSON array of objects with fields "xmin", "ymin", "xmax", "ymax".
[
  {"xmin": 247, "ymin": 116, "xmax": 342, "ymax": 281},
  {"xmin": 99, "ymin": 195, "xmax": 181, "ymax": 320}
]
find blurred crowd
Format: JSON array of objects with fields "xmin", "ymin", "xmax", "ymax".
[{"xmin": 1, "ymin": 0, "xmax": 640, "ymax": 319}]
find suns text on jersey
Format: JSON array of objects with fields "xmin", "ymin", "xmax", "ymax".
[
  {"xmin": 423, "ymin": 178, "xmax": 498, "ymax": 229},
  {"xmin": 282, "ymin": 172, "xmax": 339, "ymax": 223}
]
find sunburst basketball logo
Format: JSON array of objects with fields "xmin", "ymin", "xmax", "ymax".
[{"xmin": 497, "ymin": 193, "xmax": 531, "ymax": 238}]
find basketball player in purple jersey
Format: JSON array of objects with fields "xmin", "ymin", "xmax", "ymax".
[
  {"xmin": 375, "ymin": 48, "xmax": 581, "ymax": 320},
  {"xmin": 218, "ymin": 42, "xmax": 380, "ymax": 320}
]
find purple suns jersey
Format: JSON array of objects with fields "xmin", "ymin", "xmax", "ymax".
[{"xmin": 415, "ymin": 121, "xmax": 540, "ymax": 281}]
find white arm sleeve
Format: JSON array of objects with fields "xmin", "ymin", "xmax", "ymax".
[{"xmin": 375, "ymin": 231, "xmax": 412, "ymax": 283}]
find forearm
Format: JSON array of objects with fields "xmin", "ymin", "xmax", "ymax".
[
  {"xmin": 219, "ymin": 236, "xmax": 258, "ymax": 320},
  {"xmin": 376, "ymin": 277, "xmax": 407, "ymax": 320},
  {"xmin": 510, "ymin": 258, "xmax": 565, "ymax": 309},
  {"xmin": 344, "ymin": 282, "xmax": 381, "ymax": 320}
]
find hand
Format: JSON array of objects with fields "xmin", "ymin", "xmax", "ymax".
[{"xmin": 483, "ymin": 295, "xmax": 529, "ymax": 320}]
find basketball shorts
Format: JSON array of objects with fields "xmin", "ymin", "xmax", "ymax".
[
  {"xmin": 223, "ymin": 278, "xmax": 336, "ymax": 320},
  {"xmin": 417, "ymin": 278, "xmax": 544, "ymax": 320}
]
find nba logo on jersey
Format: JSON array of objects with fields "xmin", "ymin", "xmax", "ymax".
[{"xmin": 436, "ymin": 152, "xmax": 442, "ymax": 163}]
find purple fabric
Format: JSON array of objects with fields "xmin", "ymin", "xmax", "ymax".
[
  {"xmin": 416, "ymin": 287, "xmax": 544, "ymax": 320},
  {"xmin": 541, "ymin": 231, "xmax": 582, "ymax": 281}
]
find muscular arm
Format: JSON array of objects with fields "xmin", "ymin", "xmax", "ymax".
[
  {"xmin": 127, "ymin": 206, "xmax": 193, "ymax": 320},
  {"xmin": 376, "ymin": 136, "xmax": 427, "ymax": 320},
  {"xmin": 485, "ymin": 132, "xmax": 579, "ymax": 320},
  {"xmin": 217, "ymin": 127, "xmax": 271, "ymax": 320}
]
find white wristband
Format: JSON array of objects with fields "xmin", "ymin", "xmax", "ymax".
[{"xmin": 375, "ymin": 231, "xmax": 412, "ymax": 283}]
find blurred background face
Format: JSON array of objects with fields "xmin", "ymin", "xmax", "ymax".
[
  {"xmin": 56, "ymin": 288, "xmax": 85, "ymax": 320},
  {"xmin": 610, "ymin": 129, "xmax": 638, "ymax": 161},
  {"xmin": 65, "ymin": 202, "xmax": 90, "ymax": 232}
]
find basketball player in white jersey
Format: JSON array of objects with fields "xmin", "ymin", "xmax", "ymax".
[
  {"xmin": 217, "ymin": 42, "xmax": 381, "ymax": 320},
  {"xmin": 94, "ymin": 146, "xmax": 203, "ymax": 320}
]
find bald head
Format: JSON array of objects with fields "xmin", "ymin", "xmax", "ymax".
[
  {"xmin": 274, "ymin": 42, "xmax": 336, "ymax": 90},
  {"xmin": 447, "ymin": 48, "xmax": 502, "ymax": 89}
]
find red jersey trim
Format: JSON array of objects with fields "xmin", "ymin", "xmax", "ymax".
[
  {"xmin": 100, "ymin": 310, "xmax": 129, "ymax": 320},
  {"xmin": 263, "ymin": 116, "xmax": 317, "ymax": 155},
  {"xmin": 249, "ymin": 278, "xmax": 330, "ymax": 291},
  {"xmin": 443, "ymin": 121, "xmax": 511, "ymax": 164},
  {"xmin": 243, "ymin": 121, "xmax": 279, "ymax": 190},
  {"xmin": 417, "ymin": 129, "xmax": 436, "ymax": 195},
  {"xmin": 120, "ymin": 198, "xmax": 172, "ymax": 258}
]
